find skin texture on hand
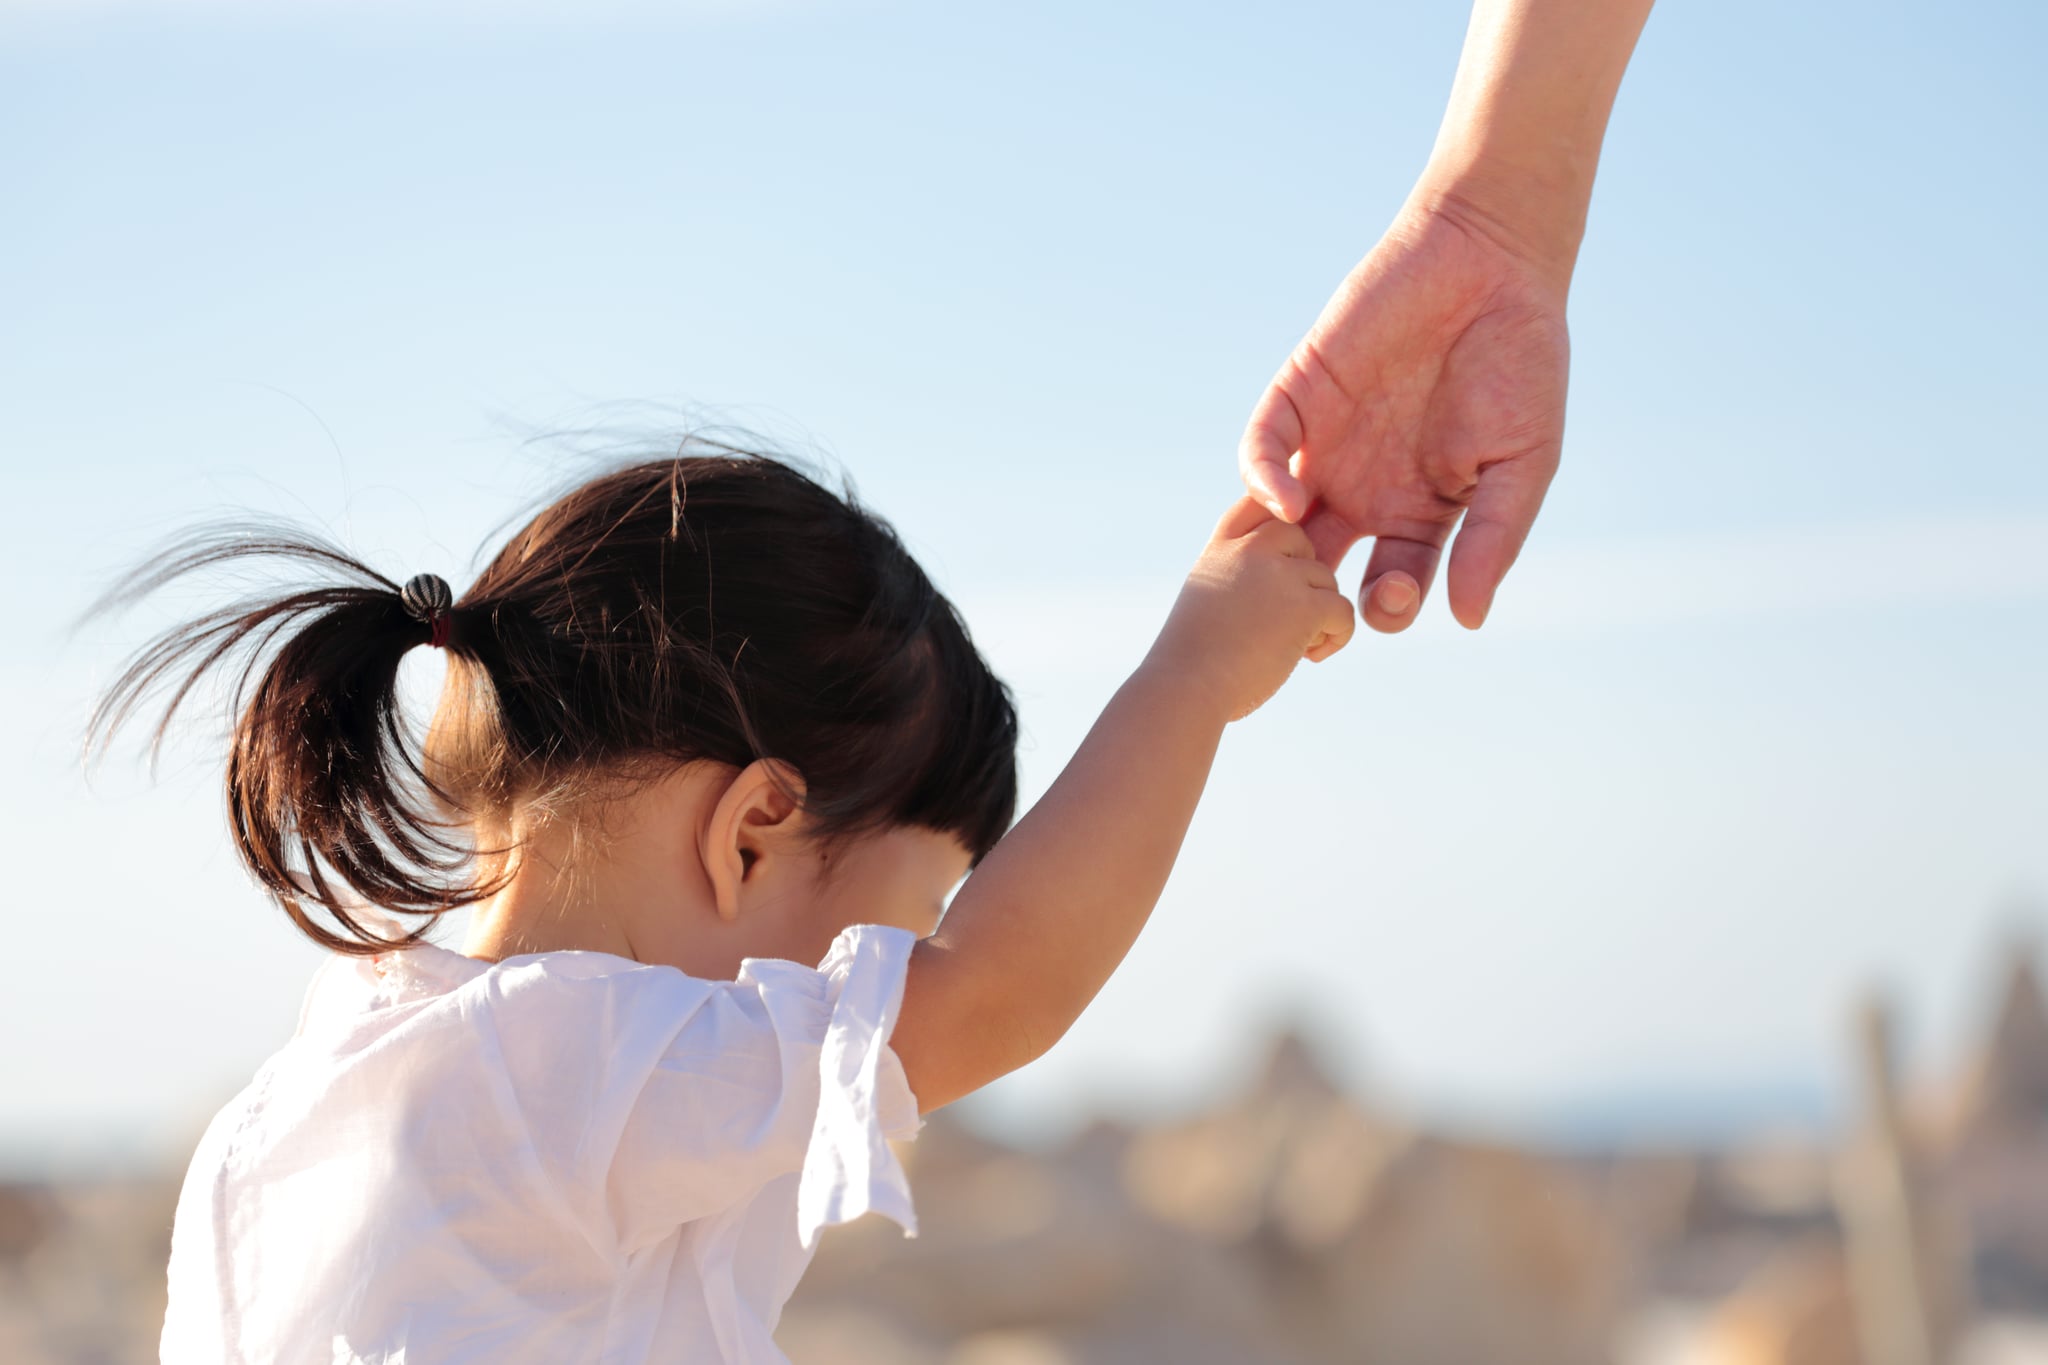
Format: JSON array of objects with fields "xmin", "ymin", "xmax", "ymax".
[
  {"xmin": 1243, "ymin": 0, "xmax": 1654, "ymax": 633},
  {"xmin": 1146, "ymin": 496, "xmax": 1358, "ymax": 718},
  {"xmin": 1240, "ymin": 200, "xmax": 1570, "ymax": 633}
]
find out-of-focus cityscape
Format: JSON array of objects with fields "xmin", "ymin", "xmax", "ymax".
[{"xmin": 8, "ymin": 925, "xmax": 2044, "ymax": 1365}]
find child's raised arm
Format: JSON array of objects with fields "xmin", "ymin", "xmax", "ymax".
[{"xmin": 891, "ymin": 497, "xmax": 1355, "ymax": 1111}]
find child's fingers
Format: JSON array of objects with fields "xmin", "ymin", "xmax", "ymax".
[
  {"xmin": 1212, "ymin": 494, "xmax": 1276, "ymax": 543},
  {"xmin": 1246, "ymin": 516, "xmax": 1316, "ymax": 561},
  {"xmin": 1304, "ymin": 585, "xmax": 1357, "ymax": 662}
]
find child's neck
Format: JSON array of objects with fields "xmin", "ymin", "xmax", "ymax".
[
  {"xmin": 463, "ymin": 816, "xmax": 650, "ymax": 964},
  {"xmin": 462, "ymin": 770, "xmax": 726, "ymax": 971},
  {"xmin": 456, "ymin": 762, "xmax": 903, "ymax": 981}
]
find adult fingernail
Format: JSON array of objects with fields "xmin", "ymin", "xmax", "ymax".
[{"xmin": 1378, "ymin": 579, "xmax": 1417, "ymax": 614}]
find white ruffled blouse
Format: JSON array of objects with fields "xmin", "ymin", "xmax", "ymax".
[{"xmin": 159, "ymin": 924, "xmax": 923, "ymax": 1364}]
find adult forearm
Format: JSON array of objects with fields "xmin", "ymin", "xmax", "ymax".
[
  {"xmin": 897, "ymin": 663, "xmax": 1228, "ymax": 1110},
  {"xmin": 1414, "ymin": 0, "xmax": 1656, "ymax": 289}
]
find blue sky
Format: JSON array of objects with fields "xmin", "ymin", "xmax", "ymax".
[{"xmin": 3, "ymin": 0, "xmax": 2044, "ymax": 1165}]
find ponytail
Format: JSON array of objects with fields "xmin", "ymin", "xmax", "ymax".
[
  {"xmin": 85, "ymin": 445, "xmax": 1020, "ymax": 960},
  {"xmin": 83, "ymin": 523, "xmax": 483, "ymax": 955}
]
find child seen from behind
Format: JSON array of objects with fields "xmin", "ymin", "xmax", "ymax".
[{"xmin": 92, "ymin": 444, "xmax": 1355, "ymax": 1363}]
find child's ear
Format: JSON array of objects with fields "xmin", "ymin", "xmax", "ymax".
[{"xmin": 701, "ymin": 758, "xmax": 807, "ymax": 923}]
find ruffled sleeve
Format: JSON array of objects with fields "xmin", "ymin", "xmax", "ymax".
[
  {"xmin": 789, "ymin": 924, "xmax": 922, "ymax": 1247},
  {"xmin": 539, "ymin": 923, "xmax": 923, "ymax": 1255}
]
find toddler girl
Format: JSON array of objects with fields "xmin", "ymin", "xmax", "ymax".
[{"xmin": 93, "ymin": 442, "xmax": 1353, "ymax": 1363}]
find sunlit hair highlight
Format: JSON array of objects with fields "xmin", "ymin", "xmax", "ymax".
[{"xmin": 84, "ymin": 440, "xmax": 1019, "ymax": 955}]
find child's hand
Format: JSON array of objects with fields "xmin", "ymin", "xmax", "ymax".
[
  {"xmin": 898, "ymin": 497, "xmax": 1352, "ymax": 1110},
  {"xmin": 1141, "ymin": 495, "xmax": 1357, "ymax": 723}
]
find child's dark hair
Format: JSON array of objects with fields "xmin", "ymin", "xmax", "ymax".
[{"xmin": 85, "ymin": 441, "xmax": 1019, "ymax": 955}]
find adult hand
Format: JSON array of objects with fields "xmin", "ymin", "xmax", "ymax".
[
  {"xmin": 1239, "ymin": 196, "xmax": 1570, "ymax": 634},
  {"xmin": 1241, "ymin": 0, "xmax": 1655, "ymax": 633}
]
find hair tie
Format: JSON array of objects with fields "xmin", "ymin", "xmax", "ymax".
[{"xmin": 400, "ymin": 574, "xmax": 454, "ymax": 649}]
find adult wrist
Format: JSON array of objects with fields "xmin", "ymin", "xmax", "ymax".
[
  {"xmin": 1410, "ymin": 0, "xmax": 1656, "ymax": 299},
  {"xmin": 1405, "ymin": 156, "xmax": 1585, "ymax": 300}
]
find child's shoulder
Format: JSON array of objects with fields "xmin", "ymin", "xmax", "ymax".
[
  {"xmin": 284, "ymin": 941, "xmax": 692, "ymax": 1041},
  {"xmin": 286, "ymin": 924, "xmax": 917, "ymax": 1074}
]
